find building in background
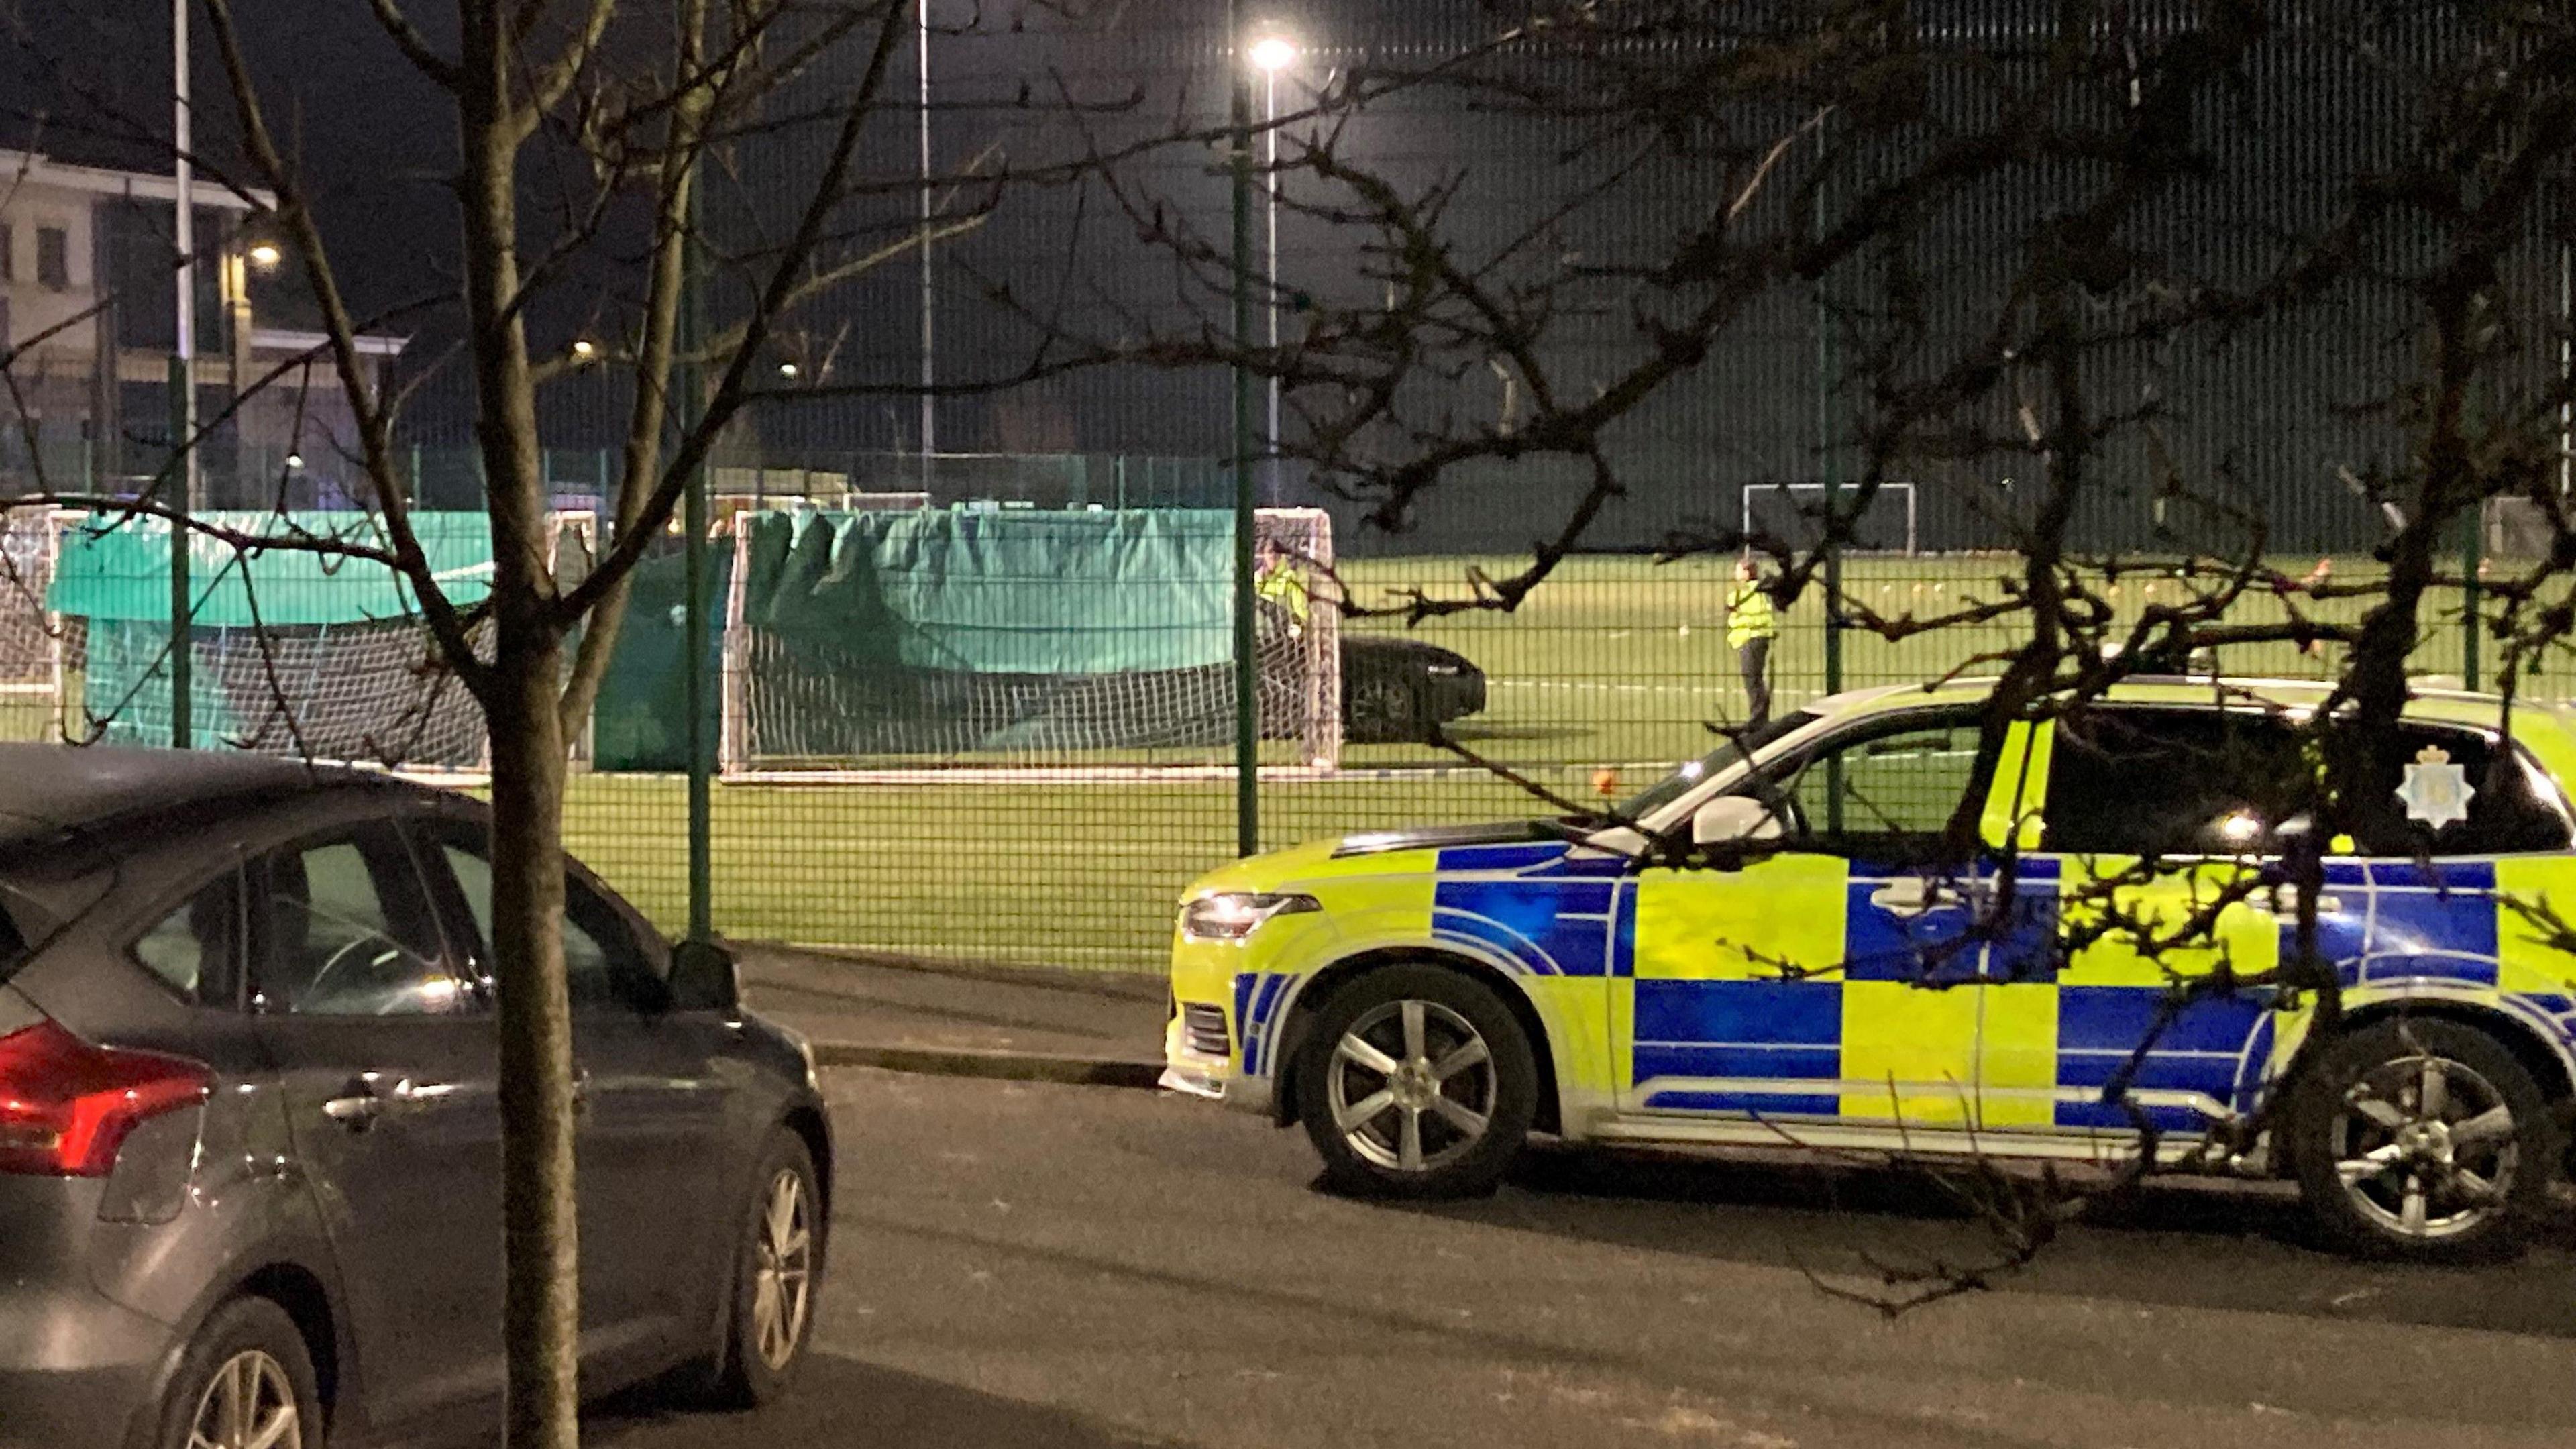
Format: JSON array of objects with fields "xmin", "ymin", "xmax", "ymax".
[{"xmin": 0, "ymin": 149, "xmax": 404, "ymax": 507}]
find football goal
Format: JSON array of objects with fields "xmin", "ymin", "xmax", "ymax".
[
  {"xmin": 1739, "ymin": 481, "xmax": 1919, "ymax": 555},
  {"xmin": 1, "ymin": 509, "xmax": 73, "ymax": 710},
  {"xmin": 28, "ymin": 509, "xmax": 594, "ymax": 773},
  {"xmin": 718, "ymin": 505, "xmax": 1341, "ymax": 780}
]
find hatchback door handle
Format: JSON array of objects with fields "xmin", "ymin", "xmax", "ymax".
[
  {"xmin": 323, "ymin": 1075, "xmax": 455, "ymax": 1131},
  {"xmin": 323, "ymin": 1090, "xmax": 384, "ymax": 1129}
]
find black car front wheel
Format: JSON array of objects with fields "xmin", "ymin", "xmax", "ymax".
[{"xmin": 1348, "ymin": 674, "xmax": 1424, "ymax": 743}]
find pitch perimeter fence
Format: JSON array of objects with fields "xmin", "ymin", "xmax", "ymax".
[{"xmin": 7, "ymin": 468, "xmax": 2565, "ymax": 973}]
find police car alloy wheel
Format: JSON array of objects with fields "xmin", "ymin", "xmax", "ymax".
[
  {"xmin": 1293, "ymin": 963, "xmax": 1537, "ymax": 1199},
  {"xmin": 2290, "ymin": 1019, "xmax": 2557, "ymax": 1262}
]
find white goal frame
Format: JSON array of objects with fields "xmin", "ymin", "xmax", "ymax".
[
  {"xmin": 2, "ymin": 508, "xmax": 598, "ymax": 780},
  {"xmin": 0, "ymin": 510, "xmax": 85, "ymax": 728},
  {"xmin": 390, "ymin": 508, "xmax": 600, "ymax": 784},
  {"xmin": 719, "ymin": 506, "xmax": 1343, "ymax": 783},
  {"xmin": 1739, "ymin": 481, "xmax": 1918, "ymax": 556}
]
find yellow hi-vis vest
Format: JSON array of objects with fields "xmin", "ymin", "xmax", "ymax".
[
  {"xmin": 1726, "ymin": 580, "xmax": 1778, "ymax": 649},
  {"xmin": 1257, "ymin": 561, "xmax": 1311, "ymax": 631}
]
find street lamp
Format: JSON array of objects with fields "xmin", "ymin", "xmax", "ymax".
[
  {"xmin": 246, "ymin": 241, "xmax": 281, "ymax": 268},
  {"xmin": 1249, "ymin": 35, "xmax": 1296, "ymax": 505}
]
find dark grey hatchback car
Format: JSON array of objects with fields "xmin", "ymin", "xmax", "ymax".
[{"xmin": 0, "ymin": 746, "xmax": 833, "ymax": 1448}]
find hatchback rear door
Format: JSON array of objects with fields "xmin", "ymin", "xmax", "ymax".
[
  {"xmin": 248, "ymin": 819, "xmax": 506, "ymax": 1429},
  {"xmin": 408, "ymin": 816, "xmax": 733, "ymax": 1364}
]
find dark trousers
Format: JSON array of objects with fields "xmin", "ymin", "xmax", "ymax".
[{"xmin": 1737, "ymin": 635, "xmax": 1773, "ymax": 727}]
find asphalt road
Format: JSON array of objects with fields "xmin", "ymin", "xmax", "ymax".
[{"xmin": 592, "ymin": 1069, "xmax": 2576, "ymax": 1449}]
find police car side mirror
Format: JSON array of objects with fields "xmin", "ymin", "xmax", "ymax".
[{"xmin": 1692, "ymin": 795, "xmax": 1782, "ymax": 852}]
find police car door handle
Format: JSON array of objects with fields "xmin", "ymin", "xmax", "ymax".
[
  {"xmin": 1870, "ymin": 878, "xmax": 1935, "ymax": 916},
  {"xmin": 2257, "ymin": 885, "xmax": 2344, "ymax": 916}
]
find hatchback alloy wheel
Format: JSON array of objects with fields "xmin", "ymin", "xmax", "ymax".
[
  {"xmin": 751, "ymin": 1167, "xmax": 814, "ymax": 1372},
  {"xmin": 186, "ymin": 1348, "xmax": 301, "ymax": 1449}
]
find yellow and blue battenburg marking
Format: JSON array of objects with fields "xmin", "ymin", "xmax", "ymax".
[
  {"xmin": 1203, "ymin": 834, "xmax": 2576, "ymax": 1140},
  {"xmin": 1426, "ymin": 841, "xmax": 1627, "ymax": 977}
]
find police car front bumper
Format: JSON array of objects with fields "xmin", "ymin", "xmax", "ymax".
[{"xmin": 1161, "ymin": 1010, "xmax": 1278, "ymax": 1116}]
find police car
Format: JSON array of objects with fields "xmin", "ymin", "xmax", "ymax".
[{"xmin": 1165, "ymin": 679, "xmax": 2576, "ymax": 1260}]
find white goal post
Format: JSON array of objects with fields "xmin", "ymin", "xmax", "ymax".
[
  {"xmin": 0, "ymin": 509, "xmax": 82, "ymax": 723},
  {"xmin": 719, "ymin": 506, "xmax": 1342, "ymax": 782},
  {"xmin": 0, "ymin": 508, "xmax": 598, "ymax": 777},
  {"xmin": 1739, "ymin": 481, "xmax": 1919, "ymax": 556}
]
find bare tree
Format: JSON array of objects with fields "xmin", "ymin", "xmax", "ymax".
[{"xmin": 0, "ymin": 0, "xmax": 1091, "ymax": 1439}]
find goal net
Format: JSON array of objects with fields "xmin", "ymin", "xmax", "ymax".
[
  {"xmin": 719, "ymin": 506, "xmax": 1340, "ymax": 777},
  {"xmin": 48, "ymin": 511, "xmax": 594, "ymax": 772},
  {"xmin": 1, "ymin": 509, "xmax": 67, "ymax": 702},
  {"xmin": 1740, "ymin": 481, "xmax": 1919, "ymax": 555}
]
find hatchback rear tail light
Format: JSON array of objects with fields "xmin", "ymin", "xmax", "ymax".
[{"xmin": 0, "ymin": 1020, "xmax": 211, "ymax": 1177}]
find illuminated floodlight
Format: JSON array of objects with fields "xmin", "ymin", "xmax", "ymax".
[{"xmin": 1250, "ymin": 35, "xmax": 1297, "ymax": 72}]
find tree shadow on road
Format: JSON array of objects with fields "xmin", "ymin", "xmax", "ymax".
[
  {"xmin": 1382, "ymin": 1143, "xmax": 2576, "ymax": 1338},
  {"xmin": 586, "ymin": 1351, "xmax": 1177, "ymax": 1448}
]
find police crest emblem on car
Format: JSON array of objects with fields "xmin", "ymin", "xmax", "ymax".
[{"xmin": 2398, "ymin": 744, "xmax": 2475, "ymax": 828}]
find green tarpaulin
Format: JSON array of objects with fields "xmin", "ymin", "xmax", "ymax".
[
  {"xmin": 47, "ymin": 511, "xmax": 494, "ymax": 627},
  {"xmin": 741, "ymin": 508, "xmax": 1234, "ymax": 675}
]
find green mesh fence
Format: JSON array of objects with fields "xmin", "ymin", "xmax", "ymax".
[{"xmin": 5, "ymin": 490, "xmax": 2557, "ymax": 976}]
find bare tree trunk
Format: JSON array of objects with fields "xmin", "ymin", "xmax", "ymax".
[
  {"xmin": 453, "ymin": 3, "xmax": 580, "ymax": 1443},
  {"xmin": 486, "ymin": 630, "xmax": 578, "ymax": 1448}
]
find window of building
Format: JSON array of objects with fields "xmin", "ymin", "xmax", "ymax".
[
  {"xmin": 35, "ymin": 226, "xmax": 69, "ymax": 290},
  {"xmin": 0, "ymin": 222, "xmax": 14, "ymax": 281}
]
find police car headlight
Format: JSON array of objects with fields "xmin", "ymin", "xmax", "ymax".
[{"xmin": 1180, "ymin": 892, "xmax": 1321, "ymax": 943}]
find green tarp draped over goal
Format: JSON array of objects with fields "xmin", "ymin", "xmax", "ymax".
[
  {"xmin": 44, "ymin": 511, "xmax": 498, "ymax": 763},
  {"xmin": 46, "ymin": 511, "xmax": 495, "ymax": 627},
  {"xmin": 740, "ymin": 508, "xmax": 1234, "ymax": 675}
]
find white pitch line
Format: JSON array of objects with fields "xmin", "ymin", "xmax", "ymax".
[{"xmin": 1490, "ymin": 679, "xmax": 1736, "ymax": 695}]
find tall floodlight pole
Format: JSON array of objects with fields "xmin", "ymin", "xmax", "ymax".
[
  {"xmin": 169, "ymin": 0, "xmax": 195, "ymax": 749},
  {"xmin": 918, "ymin": 0, "xmax": 937, "ymax": 492},
  {"xmin": 1230, "ymin": 2, "xmax": 1258, "ymax": 856}
]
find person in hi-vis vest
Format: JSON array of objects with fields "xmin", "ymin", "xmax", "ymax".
[
  {"xmin": 1255, "ymin": 535, "xmax": 1310, "ymax": 639},
  {"xmin": 1726, "ymin": 555, "xmax": 1780, "ymax": 727}
]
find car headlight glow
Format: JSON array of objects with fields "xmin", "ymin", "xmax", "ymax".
[{"xmin": 1179, "ymin": 892, "xmax": 1321, "ymax": 943}]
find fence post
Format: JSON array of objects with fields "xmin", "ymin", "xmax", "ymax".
[
  {"xmin": 2462, "ymin": 506, "xmax": 2483, "ymax": 692},
  {"xmin": 1229, "ymin": 0, "xmax": 1260, "ymax": 857},
  {"xmin": 680, "ymin": 164, "xmax": 714, "ymax": 944},
  {"xmin": 167, "ymin": 355, "xmax": 192, "ymax": 750},
  {"xmin": 1812, "ymin": 117, "xmax": 1842, "ymax": 831}
]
